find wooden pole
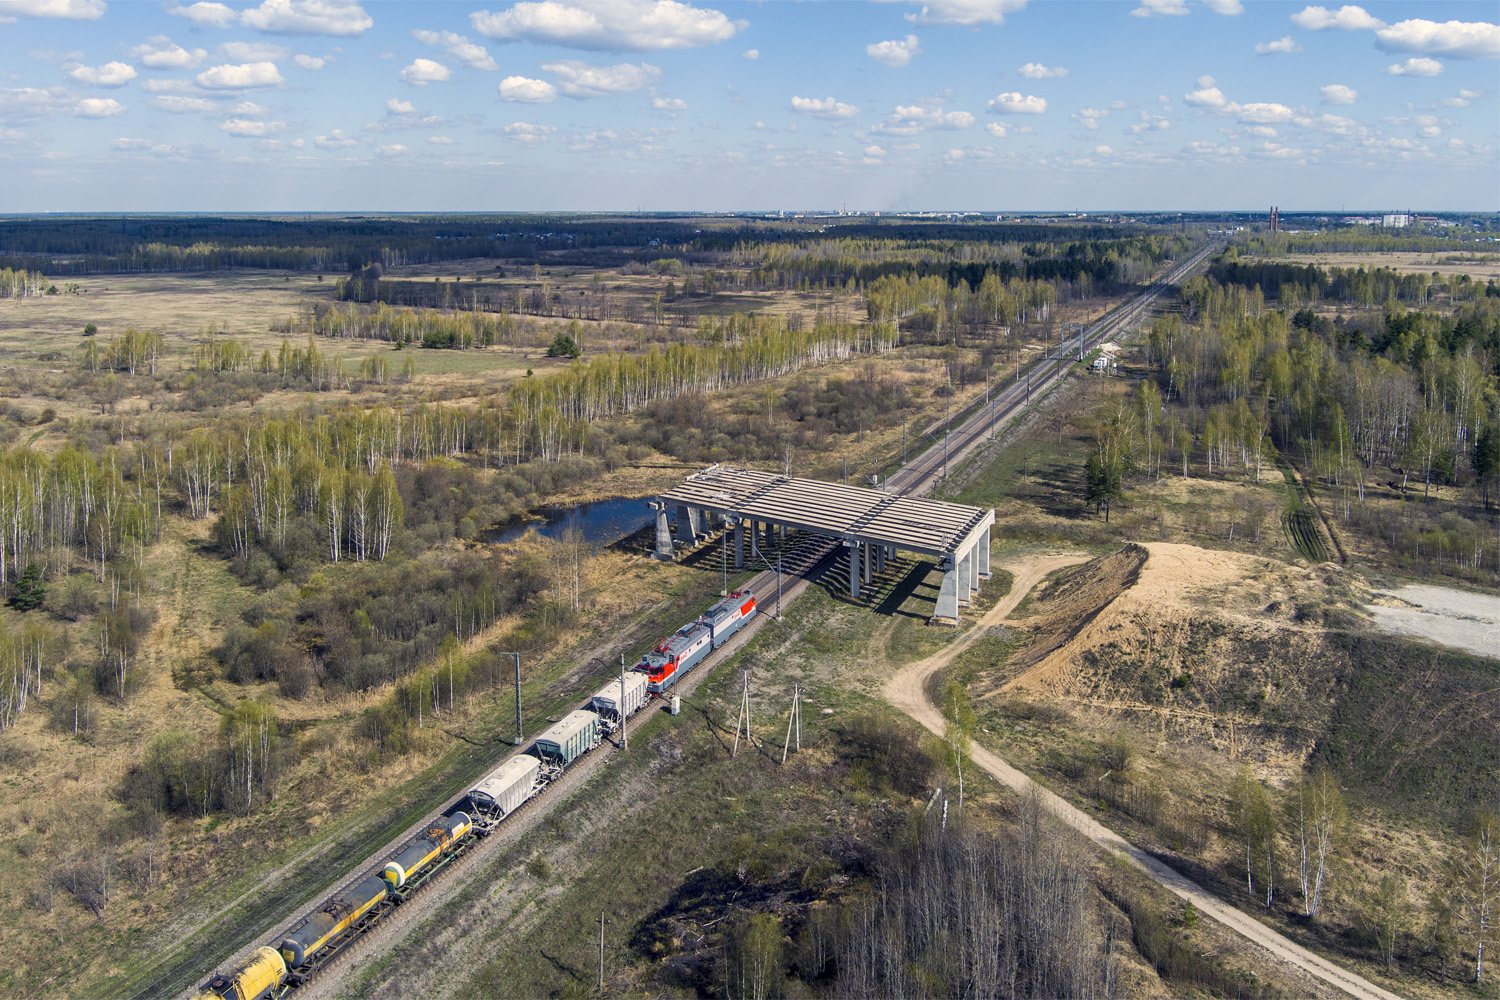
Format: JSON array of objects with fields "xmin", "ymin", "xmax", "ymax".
[{"xmin": 620, "ymin": 653, "xmax": 627, "ymax": 750}]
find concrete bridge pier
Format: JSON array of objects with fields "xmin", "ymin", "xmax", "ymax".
[{"xmin": 651, "ymin": 502, "xmax": 673, "ymax": 560}]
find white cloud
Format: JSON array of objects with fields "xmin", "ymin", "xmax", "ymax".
[
  {"xmin": 863, "ymin": 144, "xmax": 885, "ymax": 156},
  {"xmin": 413, "ymin": 29, "xmax": 498, "ymax": 71},
  {"xmin": 1127, "ymin": 110, "xmax": 1172, "ymax": 133},
  {"xmin": 427, "ymin": 135, "xmax": 454, "ymax": 144},
  {"xmin": 293, "ymin": 53, "xmax": 325, "ymax": 69},
  {"xmin": 0, "ymin": 0, "xmax": 105, "ymax": 19},
  {"xmin": 167, "ymin": 2, "xmax": 237, "ymax": 27},
  {"xmin": 987, "ymin": 91, "xmax": 1046, "ymax": 114},
  {"xmin": 1255, "ymin": 35, "xmax": 1301, "ymax": 54},
  {"xmin": 128, "ymin": 36, "xmax": 205, "ymax": 69},
  {"xmin": 112, "ymin": 137, "xmax": 151, "ymax": 150},
  {"xmin": 219, "ymin": 117, "xmax": 284, "ymax": 136},
  {"xmin": 983, "ymin": 121, "xmax": 1032, "ymax": 138},
  {"xmin": 540, "ymin": 60, "xmax": 660, "ymax": 97},
  {"xmin": 386, "ymin": 98, "xmax": 416, "ymax": 114},
  {"xmin": 471, "ymin": 0, "xmax": 744, "ymax": 52},
  {"xmin": 314, "ymin": 128, "xmax": 357, "ymax": 148},
  {"xmin": 1233, "ymin": 101, "xmax": 1295, "ymax": 123},
  {"xmin": 1385, "ymin": 57, "xmax": 1444, "ymax": 76},
  {"xmin": 651, "ymin": 96, "xmax": 687, "ymax": 110},
  {"xmin": 1130, "ymin": 0, "xmax": 1187, "ymax": 18},
  {"xmin": 1320, "ymin": 83, "xmax": 1357, "ymax": 104},
  {"xmin": 1436, "ymin": 88, "xmax": 1484, "ymax": 108},
  {"xmin": 0, "ymin": 87, "xmax": 75, "ymax": 123},
  {"xmin": 197, "ymin": 61, "xmax": 285, "ymax": 89},
  {"xmin": 376, "ymin": 143, "xmax": 406, "ymax": 156},
  {"xmin": 1246, "ymin": 124, "xmax": 1277, "ymax": 137},
  {"xmin": 873, "ymin": 100, "xmax": 975, "ymax": 134},
  {"xmin": 1183, "ymin": 75, "xmax": 1226, "ymax": 108},
  {"xmin": 503, "ymin": 121, "xmax": 556, "ymax": 144},
  {"xmin": 866, "ymin": 34, "xmax": 920, "ymax": 67},
  {"xmin": 741, "ymin": 48, "xmax": 758, "ymax": 60},
  {"xmin": 1071, "ymin": 106, "xmax": 1109, "ymax": 129},
  {"xmin": 67, "ymin": 61, "xmax": 137, "ymax": 87},
  {"xmin": 74, "ymin": 97, "xmax": 126, "ymax": 118},
  {"xmin": 239, "ymin": 0, "xmax": 372, "ymax": 36},
  {"xmin": 1377, "ymin": 19, "xmax": 1500, "ymax": 60},
  {"xmin": 499, "ymin": 75, "xmax": 557, "ymax": 102},
  {"xmin": 1094, "ymin": 144, "xmax": 1114, "ymax": 155},
  {"xmin": 150, "ymin": 95, "xmax": 217, "ymax": 113},
  {"xmin": 399, "ymin": 58, "xmax": 451, "ymax": 85},
  {"xmin": 218, "ymin": 41, "xmax": 291, "ymax": 62},
  {"xmin": 900, "ymin": 0, "xmax": 1026, "ymax": 27},
  {"xmin": 1201, "ymin": 0, "xmax": 1242, "ymax": 12},
  {"xmin": 229, "ymin": 100, "xmax": 270, "ymax": 116},
  {"xmin": 1017, "ymin": 61, "xmax": 1066, "ymax": 79},
  {"xmin": 790, "ymin": 95, "xmax": 860, "ymax": 119},
  {"xmin": 141, "ymin": 78, "xmax": 200, "ymax": 94},
  {"xmin": 1290, "ymin": 5, "xmax": 1383, "ymax": 31}
]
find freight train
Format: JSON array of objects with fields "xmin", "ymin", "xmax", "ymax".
[{"xmin": 192, "ymin": 589, "xmax": 758, "ymax": 1000}]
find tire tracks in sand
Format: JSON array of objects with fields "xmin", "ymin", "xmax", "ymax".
[{"xmin": 882, "ymin": 553, "xmax": 1404, "ymax": 1000}]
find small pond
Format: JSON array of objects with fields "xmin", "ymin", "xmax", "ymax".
[{"xmin": 488, "ymin": 496, "xmax": 653, "ymax": 547}]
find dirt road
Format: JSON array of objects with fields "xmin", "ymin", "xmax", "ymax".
[{"xmin": 883, "ymin": 554, "xmax": 1406, "ymax": 1000}]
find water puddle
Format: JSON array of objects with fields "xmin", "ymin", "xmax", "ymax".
[{"xmin": 488, "ymin": 496, "xmax": 652, "ymax": 547}]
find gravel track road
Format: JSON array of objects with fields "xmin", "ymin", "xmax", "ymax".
[{"xmin": 883, "ymin": 554, "xmax": 1406, "ymax": 1000}]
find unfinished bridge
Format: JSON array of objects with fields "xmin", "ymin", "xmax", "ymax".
[{"xmin": 650, "ymin": 465, "xmax": 994, "ymax": 622}]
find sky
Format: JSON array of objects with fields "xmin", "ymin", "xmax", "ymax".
[{"xmin": 0, "ymin": 0, "xmax": 1494, "ymax": 212}]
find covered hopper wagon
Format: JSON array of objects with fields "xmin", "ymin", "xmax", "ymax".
[
  {"xmin": 535, "ymin": 710, "xmax": 601, "ymax": 767},
  {"xmin": 468, "ymin": 754, "xmax": 541, "ymax": 818},
  {"xmin": 590, "ymin": 670, "xmax": 649, "ymax": 725}
]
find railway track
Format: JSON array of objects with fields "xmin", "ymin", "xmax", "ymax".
[{"xmin": 154, "ymin": 245, "xmax": 1218, "ymax": 1000}]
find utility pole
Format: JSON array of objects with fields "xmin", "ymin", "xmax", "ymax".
[
  {"xmin": 781, "ymin": 684, "xmax": 802, "ymax": 765},
  {"xmin": 733, "ymin": 670, "xmax": 753, "ymax": 756},
  {"xmin": 499, "ymin": 652, "xmax": 523, "ymax": 744},
  {"xmin": 902, "ymin": 420, "xmax": 907, "ymax": 466},
  {"xmin": 619, "ymin": 653, "xmax": 628, "ymax": 750},
  {"xmin": 943, "ymin": 396, "xmax": 950, "ymax": 479},
  {"xmin": 721, "ymin": 519, "xmax": 728, "ymax": 597},
  {"xmin": 599, "ymin": 911, "xmax": 605, "ymax": 990}
]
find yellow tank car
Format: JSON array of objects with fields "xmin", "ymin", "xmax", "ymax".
[{"xmin": 193, "ymin": 946, "xmax": 287, "ymax": 1000}]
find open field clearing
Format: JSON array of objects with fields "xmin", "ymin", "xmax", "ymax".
[{"xmin": 1300, "ymin": 251, "xmax": 1500, "ymax": 282}]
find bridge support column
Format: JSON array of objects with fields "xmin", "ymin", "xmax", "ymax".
[
  {"xmin": 957, "ymin": 546, "xmax": 973, "ymax": 604},
  {"xmin": 750, "ymin": 520, "xmax": 760, "ymax": 559},
  {"xmin": 977, "ymin": 526, "xmax": 991, "ymax": 579},
  {"xmin": 675, "ymin": 505, "xmax": 697, "ymax": 547},
  {"xmin": 935, "ymin": 559, "xmax": 959, "ymax": 621},
  {"xmin": 652, "ymin": 503, "xmax": 673, "ymax": 561},
  {"xmin": 862, "ymin": 541, "xmax": 872, "ymax": 586},
  {"xmin": 847, "ymin": 540, "xmax": 861, "ymax": 599},
  {"xmin": 764, "ymin": 520, "xmax": 774, "ymax": 552},
  {"xmin": 733, "ymin": 522, "xmax": 745, "ymax": 569}
]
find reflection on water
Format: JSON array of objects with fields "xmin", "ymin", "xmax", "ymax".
[{"xmin": 488, "ymin": 496, "xmax": 653, "ymax": 547}]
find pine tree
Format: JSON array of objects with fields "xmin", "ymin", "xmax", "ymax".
[{"xmin": 11, "ymin": 562, "xmax": 44, "ymax": 612}]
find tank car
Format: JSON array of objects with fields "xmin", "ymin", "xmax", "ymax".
[
  {"xmin": 192, "ymin": 946, "xmax": 287, "ymax": 1000},
  {"xmin": 382, "ymin": 812, "xmax": 472, "ymax": 892},
  {"xmin": 278, "ymin": 874, "xmax": 388, "ymax": 969}
]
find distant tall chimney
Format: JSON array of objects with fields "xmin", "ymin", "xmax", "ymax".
[{"xmin": 1269, "ymin": 205, "xmax": 1280, "ymax": 233}]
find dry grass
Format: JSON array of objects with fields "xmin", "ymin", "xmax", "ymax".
[{"xmin": 1299, "ymin": 250, "xmax": 1500, "ymax": 282}]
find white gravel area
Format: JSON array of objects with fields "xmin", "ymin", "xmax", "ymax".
[{"xmin": 1366, "ymin": 584, "xmax": 1500, "ymax": 659}]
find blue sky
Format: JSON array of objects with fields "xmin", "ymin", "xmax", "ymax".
[{"xmin": 0, "ymin": 0, "xmax": 1494, "ymax": 211}]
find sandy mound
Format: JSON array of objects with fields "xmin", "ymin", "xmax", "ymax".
[{"xmin": 997, "ymin": 542, "xmax": 1298, "ymax": 701}]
